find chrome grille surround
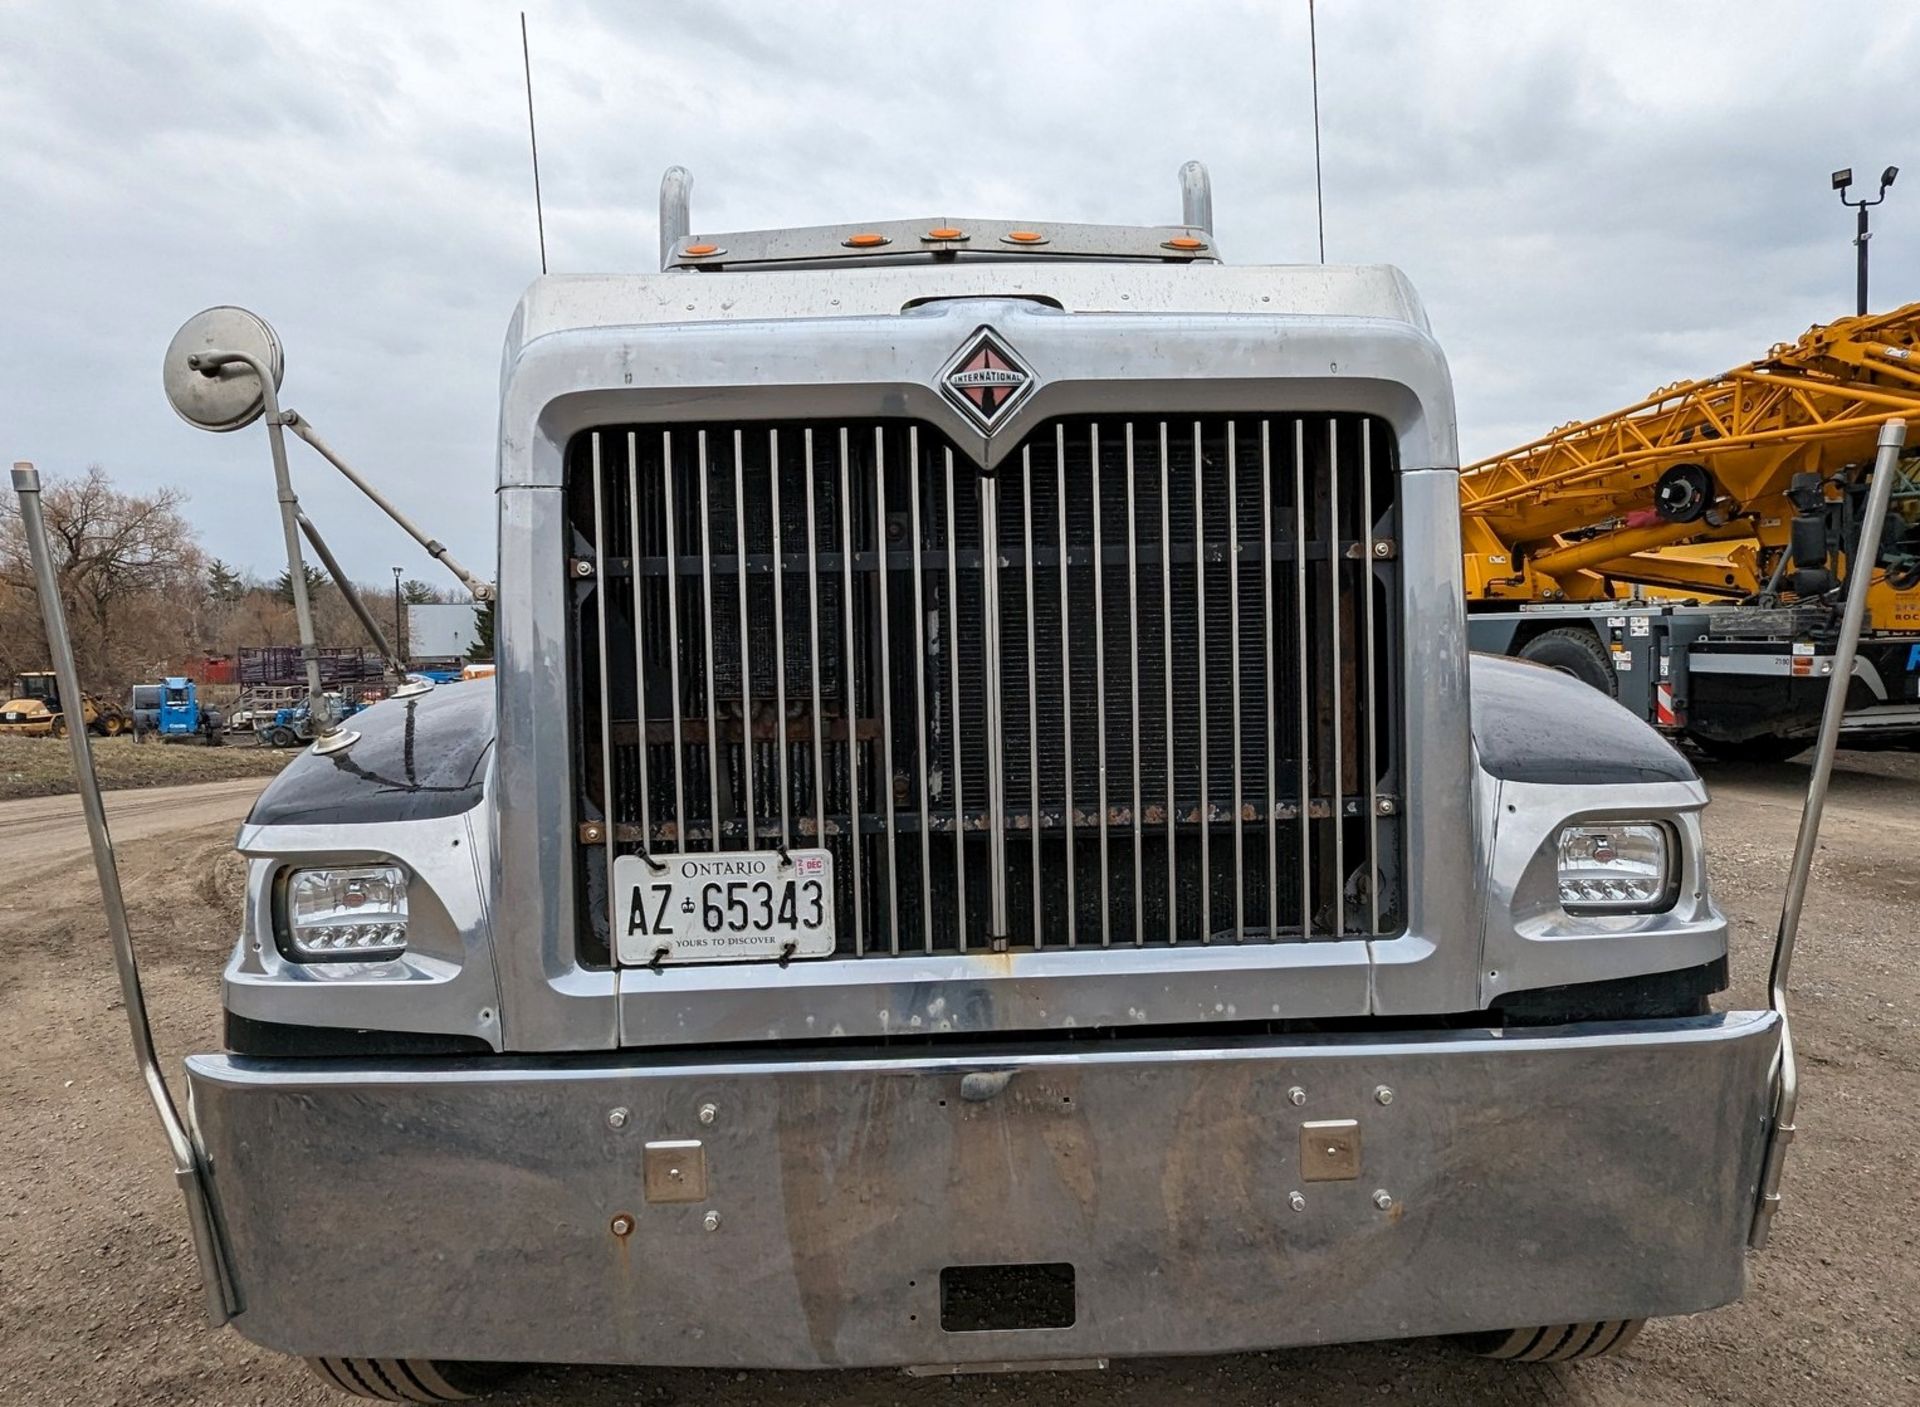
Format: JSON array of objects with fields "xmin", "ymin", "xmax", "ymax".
[{"xmin": 567, "ymin": 413, "xmax": 1402, "ymax": 964}]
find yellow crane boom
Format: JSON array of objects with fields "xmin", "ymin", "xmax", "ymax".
[{"xmin": 1460, "ymin": 302, "xmax": 1920, "ymax": 624}]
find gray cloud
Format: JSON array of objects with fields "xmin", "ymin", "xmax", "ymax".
[{"xmin": 1, "ymin": 1, "xmax": 1913, "ymax": 588}]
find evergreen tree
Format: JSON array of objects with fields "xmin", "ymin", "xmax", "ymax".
[
  {"xmin": 272, "ymin": 563, "xmax": 328, "ymax": 605},
  {"xmin": 206, "ymin": 557, "xmax": 245, "ymax": 601},
  {"xmin": 467, "ymin": 598, "xmax": 495, "ymax": 662}
]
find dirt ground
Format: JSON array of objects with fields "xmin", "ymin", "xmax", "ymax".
[
  {"xmin": 1, "ymin": 755, "xmax": 1915, "ymax": 1406},
  {"xmin": 0, "ymin": 733, "xmax": 292, "ymax": 803}
]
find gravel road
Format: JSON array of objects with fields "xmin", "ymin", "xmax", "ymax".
[{"xmin": 1, "ymin": 761, "xmax": 1915, "ymax": 1405}]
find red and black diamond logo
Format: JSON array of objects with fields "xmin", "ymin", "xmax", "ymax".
[{"xmin": 939, "ymin": 327, "xmax": 1035, "ymax": 432}]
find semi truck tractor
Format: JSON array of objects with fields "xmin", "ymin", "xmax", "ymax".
[{"xmin": 26, "ymin": 163, "xmax": 1876, "ymax": 1399}]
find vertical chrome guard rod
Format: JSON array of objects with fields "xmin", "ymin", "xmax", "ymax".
[
  {"xmin": 837, "ymin": 430, "xmax": 865, "ymax": 955},
  {"xmin": 12, "ymin": 462, "xmax": 238, "ymax": 1324},
  {"xmin": 1227, "ymin": 422, "xmax": 1245, "ymax": 941},
  {"xmin": 1055, "ymin": 427, "xmax": 1077, "ymax": 946},
  {"xmin": 661, "ymin": 432, "xmax": 688, "ymax": 855},
  {"xmin": 873, "ymin": 429, "xmax": 901, "ymax": 953},
  {"xmin": 1750, "ymin": 417, "xmax": 1906, "ymax": 1249}
]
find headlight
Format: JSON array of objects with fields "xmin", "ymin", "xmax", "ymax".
[
  {"xmin": 1556, "ymin": 822, "xmax": 1675, "ymax": 914},
  {"xmin": 283, "ymin": 865, "xmax": 409, "ymax": 961}
]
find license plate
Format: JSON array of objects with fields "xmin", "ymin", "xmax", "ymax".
[{"xmin": 613, "ymin": 849, "xmax": 835, "ymax": 966}]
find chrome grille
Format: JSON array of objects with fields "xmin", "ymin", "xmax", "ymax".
[{"xmin": 568, "ymin": 414, "xmax": 1401, "ymax": 963}]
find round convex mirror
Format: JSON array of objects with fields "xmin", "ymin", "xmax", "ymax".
[{"xmin": 162, "ymin": 306, "xmax": 284, "ymax": 432}]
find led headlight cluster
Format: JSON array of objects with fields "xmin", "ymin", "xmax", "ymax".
[
  {"xmin": 1556, "ymin": 823, "xmax": 1675, "ymax": 914},
  {"xmin": 284, "ymin": 865, "xmax": 408, "ymax": 961}
]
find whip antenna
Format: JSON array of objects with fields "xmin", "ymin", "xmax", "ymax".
[
  {"xmin": 521, "ymin": 11, "xmax": 548, "ymax": 274},
  {"xmin": 1308, "ymin": 0, "xmax": 1325, "ymax": 262}
]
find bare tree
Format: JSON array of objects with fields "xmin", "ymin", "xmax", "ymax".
[{"xmin": 0, "ymin": 467, "xmax": 204, "ymax": 691}]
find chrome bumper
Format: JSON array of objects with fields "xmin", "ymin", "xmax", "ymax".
[{"xmin": 186, "ymin": 1011, "xmax": 1779, "ymax": 1368}]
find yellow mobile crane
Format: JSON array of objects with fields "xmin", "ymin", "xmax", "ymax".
[{"xmin": 1461, "ymin": 303, "xmax": 1920, "ymax": 759}]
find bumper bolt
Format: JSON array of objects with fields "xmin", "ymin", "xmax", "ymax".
[
  {"xmin": 607, "ymin": 1107, "xmax": 629, "ymax": 1130},
  {"xmin": 610, "ymin": 1214, "xmax": 634, "ymax": 1237},
  {"xmin": 1374, "ymin": 1086, "xmax": 1394, "ymax": 1106},
  {"xmin": 1288, "ymin": 1191, "xmax": 1306, "ymax": 1213},
  {"xmin": 1373, "ymin": 1189, "xmax": 1394, "ymax": 1211},
  {"xmin": 703, "ymin": 1210, "xmax": 722, "ymax": 1232},
  {"xmin": 698, "ymin": 1102, "xmax": 718, "ymax": 1125},
  {"xmin": 1288, "ymin": 1086, "xmax": 1307, "ymax": 1106}
]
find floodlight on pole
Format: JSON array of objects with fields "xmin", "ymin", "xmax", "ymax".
[{"xmin": 1833, "ymin": 161, "xmax": 1897, "ymax": 315}]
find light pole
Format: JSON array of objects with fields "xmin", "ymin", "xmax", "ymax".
[
  {"xmin": 392, "ymin": 566, "xmax": 404, "ymax": 668},
  {"xmin": 1833, "ymin": 166, "xmax": 1898, "ymax": 316}
]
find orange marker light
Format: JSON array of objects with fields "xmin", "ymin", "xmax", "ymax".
[
  {"xmin": 844, "ymin": 232, "xmax": 890, "ymax": 248},
  {"xmin": 1163, "ymin": 235, "xmax": 1208, "ymax": 252},
  {"xmin": 1004, "ymin": 229, "xmax": 1046, "ymax": 244},
  {"xmin": 682, "ymin": 242, "xmax": 719, "ymax": 257},
  {"xmin": 924, "ymin": 227, "xmax": 966, "ymax": 241}
]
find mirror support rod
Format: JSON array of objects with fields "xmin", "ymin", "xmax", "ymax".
[
  {"xmin": 11, "ymin": 461, "xmax": 240, "ymax": 1323},
  {"xmin": 1750, "ymin": 416, "xmax": 1907, "ymax": 1249},
  {"xmin": 296, "ymin": 510, "xmax": 406, "ymax": 678},
  {"xmin": 280, "ymin": 411, "xmax": 494, "ymax": 603},
  {"xmin": 185, "ymin": 349, "xmax": 350, "ymax": 755}
]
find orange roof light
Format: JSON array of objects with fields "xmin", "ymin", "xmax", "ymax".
[
  {"xmin": 1163, "ymin": 235, "xmax": 1208, "ymax": 252},
  {"xmin": 843, "ymin": 232, "xmax": 891, "ymax": 248},
  {"xmin": 924, "ymin": 227, "xmax": 966, "ymax": 241},
  {"xmin": 1003, "ymin": 229, "xmax": 1047, "ymax": 244},
  {"xmin": 682, "ymin": 242, "xmax": 720, "ymax": 257}
]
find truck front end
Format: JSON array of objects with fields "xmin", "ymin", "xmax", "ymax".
[{"xmin": 162, "ymin": 175, "xmax": 1781, "ymax": 1389}]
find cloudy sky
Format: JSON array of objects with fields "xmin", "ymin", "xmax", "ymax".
[{"xmin": 2, "ymin": 1, "xmax": 1914, "ymax": 588}]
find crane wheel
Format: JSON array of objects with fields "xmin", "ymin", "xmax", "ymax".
[
  {"xmin": 49, "ymin": 716, "xmax": 68, "ymax": 738},
  {"xmin": 1460, "ymin": 1319, "xmax": 1644, "ymax": 1362},
  {"xmin": 269, "ymin": 725, "xmax": 299, "ymax": 748},
  {"xmin": 304, "ymin": 1357, "xmax": 515, "ymax": 1401},
  {"xmin": 1515, "ymin": 627, "xmax": 1617, "ymax": 698}
]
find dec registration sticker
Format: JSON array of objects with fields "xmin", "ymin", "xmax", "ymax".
[{"xmin": 613, "ymin": 849, "xmax": 836, "ymax": 966}]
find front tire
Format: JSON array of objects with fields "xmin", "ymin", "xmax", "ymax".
[
  {"xmin": 1460, "ymin": 1319, "xmax": 1644, "ymax": 1362},
  {"xmin": 1515, "ymin": 627, "xmax": 1617, "ymax": 697},
  {"xmin": 305, "ymin": 1357, "xmax": 514, "ymax": 1401}
]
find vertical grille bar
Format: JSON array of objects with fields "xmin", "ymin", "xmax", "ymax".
[
  {"xmin": 1055, "ymin": 425, "xmax": 1076, "ymax": 947},
  {"xmin": 1090, "ymin": 423, "xmax": 1111, "ymax": 947},
  {"xmin": 624, "ymin": 432, "xmax": 652, "ymax": 850},
  {"xmin": 982, "ymin": 471, "xmax": 1010, "ymax": 945},
  {"xmin": 803, "ymin": 429, "xmax": 826, "ymax": 846},
  {"xmin": 1193, "ymin": 419, "xmax": 1211, "ymax": 944},
  {"xmin": 697, "ymin": 431, "xmax": 722, "ymax": 848},
  {"xmin": 873, "ymin": 428, "xmax": 900, "ymax": 953},
  {"xmin": 909, "ymin": 428, "xmax": 934, "ymax": 951},
  {"xmin": 1328, "ymin": 417, "xmax": 1345, "ymax": 936},
  {"xmin": 1293, "ymin": 419, "xmax": 1312, "ymax": 936},
  {"xmin": 769, "ymin": 429, "xmax": 790, "ymax": 849},
  {"xmin": 837, "ymin": 428, "xmax": 865, "ymax": 955},
  {"xmin": 1158, "ymin": 422, "xmax": 1176, "ymax": 946},
  {"xmin": 732, "ymin": 430, "xmax": 755, "ymax": 845},
  {"xmin": 1022, "ymin": 446, "xmax": 1042, "ymax": 948},
  {"xmin": 1362, "ymin": 418, "xmax": 1381, "ymax": 932},
  {"xmin": 945, "ymin": 448, "xmax": 968, "ymax": 951},
  {"xmin": 1261, "ymin": 421, "xmax": 1278, "ymax": 935},
  {"xmin": 661, "ymin": 431, "xmax": 687, "ymax": 839},
  {"xmin": 1124, "ymin": 424, "xmax": 1144, "ymax": 947},
  {"xmin": 589, "ymin": 435, "xmax": 617, "ymax": 919},
  {"xmin": 1227, "ymin": 420, "xmax": 1245, "ymax": 942}
]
